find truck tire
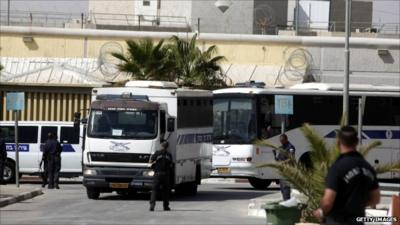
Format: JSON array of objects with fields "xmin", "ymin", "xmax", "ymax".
[
  {"xmin": 86, "ymin": 188, "xmax": 100, "ymax": 200},
  {"xmin": 174, "ymin": 182, "xmax": 198, "ymax": 196},
  {"xmin": 3, "ymin": 160, "xmax": 16, "ymax": 184},
  {"xmin": 186, "ymin": 182, "xmax": 198, "ymax": 196},
  {"xmin": 248, "ymin": 178, "xmax": 272, "ymax": 190}
]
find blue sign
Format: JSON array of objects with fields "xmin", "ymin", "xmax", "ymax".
[
  {"xmin": 6, "ymin": 144, "xmax": 30, "ymax": 152},
  {"xmin": 275, "ymin": 95, "xmax": 293, "ymax": 115},
  {"xmin": 6, "ymin": 92, "xmax": 25, "ymax": 111}
]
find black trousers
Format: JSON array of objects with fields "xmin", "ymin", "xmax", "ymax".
[
  {"xmin": 280, "ymin": 179, "xmax": 291, "ymax": 201},
  {"xmin": 41, "ymin": 160, "xmax": 48, "ymax": 186},
  {"xmin": 47, "ymin": 156, "xmax": 60, "ymax": 188},
  {"xmin": 150, "ymin": 173, "xmax": 170, "ymax": 208}
]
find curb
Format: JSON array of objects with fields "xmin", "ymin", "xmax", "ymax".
[{"xmin": 0, "ymin": 188, "xmax": 43, "ymax": 208}]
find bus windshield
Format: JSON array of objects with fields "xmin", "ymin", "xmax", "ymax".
[
  {"xmin": 88, "ymin": 110, "xmax": 158, "ymax": 139},
  {"xmin": 213, "ymin": 98, "xmax": 256, "ymax": 144}
]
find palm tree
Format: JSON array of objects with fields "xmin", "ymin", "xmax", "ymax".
[
  {"xmin": 256, "ymin": 123, "xmax": 400, "ymax": 222},
  {"xmin": 169, "ymin": 34, "xmax": 226, "ymax": 89},
  {"xmin": 112, "ymin": 38, "xmax": 175, "ymax": 81}
]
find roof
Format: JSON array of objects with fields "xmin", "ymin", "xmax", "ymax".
[
  {"xmin": 125, "ymin": 81, "xmax": 178, "ymax": 89},
  {"xmin": 90, "ymin": 100, "xmax": 159, "ymax": 110},
  {"xmin": 214, "ymin": 82, "xmax": 400, "ymax": 97},
  {"xmin": 0, "ymin": 57, "xmax": 129, "ymax": 87}
]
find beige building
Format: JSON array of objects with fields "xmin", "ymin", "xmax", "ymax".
[{"xmin": 1, "ymin": 26, "xmax": 399, "ymax": 122}]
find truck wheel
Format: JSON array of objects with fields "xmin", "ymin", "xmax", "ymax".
[
  {"xmin": 175, "ymin": 182, "xmax": 198, "ymax": 196},
  {"xmin": 186, "ymin": 182, "xmax": 198, "ymax": 196},
  {"xmin": 86, "ymin": 188, "xmax": 100, "ymax": 200},
  {"xmin": 248, "ymin": 178, "xmax": 272, "ymax": 190},
  {"xmin": 3, "ymin": 160, "xmax": 16, "ymax": 184}
]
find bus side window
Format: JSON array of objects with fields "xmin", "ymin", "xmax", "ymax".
[
  {"xmin": 0, "ymin": 126, "xmax": 15, "ymax": 142},
  {"xmin": 19, "ymin": 126, "xmax": 38, "ymax": 143},
  {"xmin": 160, "ymin": 110, "xmax": 166, "ymax": 140},
  {"xmin": 41, "ymin": 126, "xmax": 58, "ymax": 143},
  {"xmin": 60, "ymin": 127, "xmax": 79, "ymax": 144}
]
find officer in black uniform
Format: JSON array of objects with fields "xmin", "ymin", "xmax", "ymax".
[
  {"xmin": 313, "ymin": 126, "xmax": 380, "ymax": 225},
  {"xmin": 274, "ymin": 134, "xmax": 296, "ymax": 200},
  {"xmin": 43, "ymin": 133, "xmax": 62, "ymax": 189},
  {"xmin": 0, "ymin": 129, "xmax": 7, "ymax": 184},
  {"xmin": 149, "ymin": 141, "xmax": 173, "ymax": 211}
]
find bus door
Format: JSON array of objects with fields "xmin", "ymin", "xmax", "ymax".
[{"xmin": 59, "ymin": 126, "xmax": 81, "ymax": 173}]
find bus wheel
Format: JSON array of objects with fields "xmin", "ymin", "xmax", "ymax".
[
  {"xmin": 86, "ymin": 188, "xmax": 100, "ymax": 200},
  {"xmin": 3, "ymin": 160, "xmax": 16, "ymax": 184},
  {"xmin": 248, "ymin": 178, "xmax": 272, "ymax": 190}
]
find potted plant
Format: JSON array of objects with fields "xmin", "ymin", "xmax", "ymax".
[{"xmin": 256, "ymin": 123, "xmax": 400, "ymax": 224}]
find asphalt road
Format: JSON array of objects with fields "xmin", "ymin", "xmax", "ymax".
[{"xmin": 0, "ymin": 181, "xmax": 277, "ymax": 225}]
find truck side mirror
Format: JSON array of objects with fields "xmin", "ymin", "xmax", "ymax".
[
  {"xmin": 73, "ymin": 112, "xmax": 81, "ymax": 129},
  {"xmin": 167, "ymin": 118, "xmax": 175, "ymax": 132}
]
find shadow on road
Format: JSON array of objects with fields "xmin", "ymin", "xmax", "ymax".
[
  {"xmin": 216, "ymin": 186, "xmax": 280, "ymax": 191},
  {"xmin": 99, "ymin": 188, "xmax": 273, "ymax": 202}
]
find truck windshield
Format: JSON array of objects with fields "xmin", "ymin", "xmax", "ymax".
[
  {"xmin": 213, "ymin": 98, "xmax": 256, "ymax": 144},
  {"xmin": 88, "ymin": 110, "xmax": 158, "ymax": 139}
]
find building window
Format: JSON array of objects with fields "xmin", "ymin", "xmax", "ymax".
[{"xmin": 143, "ymin": 0, "xmax": 150, "ymax": 6}]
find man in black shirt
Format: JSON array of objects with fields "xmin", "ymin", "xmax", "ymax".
[
  {"xmin": 149, "ymin": 141, "xmax": 173, "ymax": 211},
  {"xmin": 274, "ymin": 134, "xmax": 296, "ymax": 200},
  {"xmin": 313, "ymin": 126, "xmax": 380, "ymax": 225}
]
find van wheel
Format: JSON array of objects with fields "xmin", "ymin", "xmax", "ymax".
[
  {"xmin": 86, "ymin": 188, "xmax": 100, "ymax": 199},
  {"xmin": 3, "ymin": 160, "xmax": 16, "ymax": 184},
  {"xmin": 248, "ymin": 178, "xmax": 272, "ymax": 190}
]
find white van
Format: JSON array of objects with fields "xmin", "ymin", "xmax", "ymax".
[{"xmin": 0, "ymin": 121, "xmax": 83, "ymax": 183}]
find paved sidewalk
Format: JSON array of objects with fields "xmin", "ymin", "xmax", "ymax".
[{"xmin": 0, "ymin": 185, "xmax": 43, "ymax": 208}]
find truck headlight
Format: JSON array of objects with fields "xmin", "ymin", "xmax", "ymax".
[
  {"xmin": 143, "ymin": 170, "xmax": 155, "ymax": 177},
  {"xmin": 83, "ymin": 169, "xmax": 97, "ymax": 176}
]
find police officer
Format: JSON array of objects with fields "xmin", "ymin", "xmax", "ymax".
[
  {"xmin": 149, "ymin": 141, "xmax": 173, "ymax": 211},
  {"xmin": 0, "ymin": 129, "xmax": 7, "ymax": 185},
  {"xmin": 43, "ymin": 133, "xmax": 62, "ymax": 189},
  {"xmin": 274, "ymin": 134, "xmax": 295, "ymax": 201},
  {"xmin": 54, "ymin": 138, "xmax": 62, "ymax": 189},
  {"xmin": 313, "ymin": 126, "xmax": 380, "ymax": 225}
]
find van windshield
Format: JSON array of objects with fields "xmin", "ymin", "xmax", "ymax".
[{"xmin": 88, "ymin": 110, "xmax": 158, "ymax": 139}]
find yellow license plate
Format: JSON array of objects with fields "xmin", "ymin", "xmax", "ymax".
[
  {"xmin": 110, "ymin": 183, "xmax": 129, "ymax": 189},
  {"xmin": 217, "ymin": 167, "xmax": 231, "ymax": 173}
]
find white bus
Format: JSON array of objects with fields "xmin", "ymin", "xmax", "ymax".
[
  {"xmin": 0, "ymin": 121, "xmax": 83, "ymax": 183},
  {"xmin": 82, "ymin": 81, "xmax": 213, "ymax": 199},
  {"xmin": 212, "ymin": 82, "xmax": 400, "ymax": 189}
]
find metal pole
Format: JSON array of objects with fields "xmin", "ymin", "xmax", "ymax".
[
  {"xmin": 343, "ymin": 0, "xmax": 352, "ymax": 125},
  {"xmin": 357, "ymin": 96, "xmax": 366, "ymax": 145},
  {"xmin": 81, "ymin": 13, "xmax": 84, "ymax": 29},
  {"xmin": 7, "ymin": 0, "xmax": 10, "ymax": 26},
  {"xmin": 197, "ymin": 17, "xmax": 200, "ymax": 35},
  {"xmin": 295, "ymin": 0, "xmax": 300, "ymax": 35},
  {"xmin": 14, "ymin": 111, "xmax": 20, "ymax": 188},
  {"xmin": 281, "ymin": 115, "xmax": 285, "ymax": 134}
]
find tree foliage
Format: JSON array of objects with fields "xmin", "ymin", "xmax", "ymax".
[{"xmin": 113, "ymin": 35, "xmax": 227, "ymax": 89}]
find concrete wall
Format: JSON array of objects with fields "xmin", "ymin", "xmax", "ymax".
[
  {"xmin": 88, "ymin": 0, "xmax": 135, "ymax": 15},
  {"xmin": 192, "ymin": 0, "xmax": 254, "ymax": 34},
  {"xmin": 0, "ymin": 0, "xmax": 88, "ymax": 14},
  {"xmin": 0, "ymin": 27, "xmax": 399, "ymax": 87}
]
